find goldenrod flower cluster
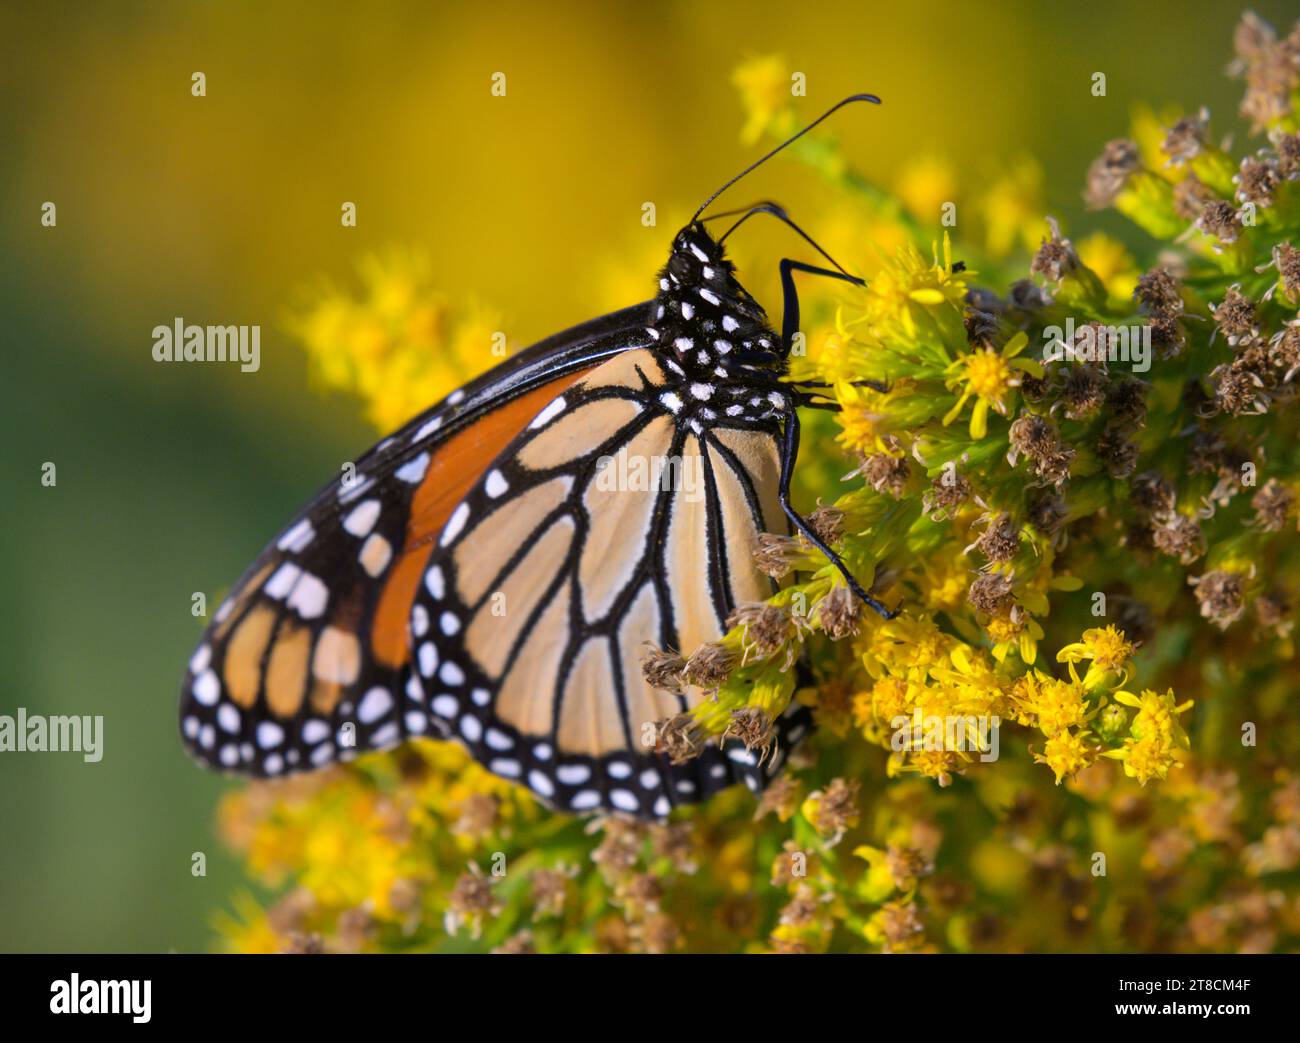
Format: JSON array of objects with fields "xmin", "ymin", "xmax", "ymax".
[{"xmin": 216, "ymin": 13, "xmax": 1300, "ymax": 953}]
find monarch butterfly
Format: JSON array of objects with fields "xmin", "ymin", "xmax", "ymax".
[{"xmin": 180, "ymin": 94, "xmax": 892, "ymax": 819}]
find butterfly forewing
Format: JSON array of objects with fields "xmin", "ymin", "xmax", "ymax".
[{"xmin": 179, "ymin": 306, "xmax": 651, "ymax": 777}]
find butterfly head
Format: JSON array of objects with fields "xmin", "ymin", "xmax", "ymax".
[{"xmin": 652, "ymin": 222, "xmax": 776, "ymax": 374}]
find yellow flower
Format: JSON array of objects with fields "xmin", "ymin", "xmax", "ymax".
[
  {"xmin": 929, "ymin": 643, "xmax": 1006, "ymax": 716},
  {"xmin": 1056, "ymin": 625, "xmax": 1135, "ymax": 688},
  {"xmin": 984, "ymin": 609, "xmax": 1044, "ymax": 665},
  {"xmin": 288, "ymin": 250, "xmax": 504, "ymax": 431},
  {"xmin": 863, "ymin": 236, "xmax": 968, "ymax": 341},
  {"xmin": 852, "ymin": 845, "xmax": 904, "ymax": 902},
  {"xmin": 1013, "ymin": 673, "xmax": 1095, "ymax": 737},
  {"xmin": 1103, "ymin": 689, "xmax": 1193, "ymax": 784},
  {"xmin": 732, "ymin": 54, "xmax": 794, "ymax": 146},
  {"xmin": 215, "ymin": 893, "xmax": 285, "ymax": 954},
  {"xmin": 862, "ymin": 615, "xmax": 954, "ymax": 680},
  {"xmin": 943, "ymin": 331, "xmax": 1042, "ymax": 439},
  {"xmin": 851, "ymin": 676, "xmax": 909, "ymax": 737},
  {"xmin": 896, "ymin": 153, "xmax": 958, "ymax": 221},
  {"xmin": 977, "ymin": 158, "xmax": 1045, "ymax": 258},
  {"xmin": 1034, "ymin": 729, "xmax": 1099, "ymax": 784}
]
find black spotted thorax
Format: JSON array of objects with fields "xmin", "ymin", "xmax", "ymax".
[{"xmin": 644, "ymin": 222, "xmax": 787, "ymax": 432}]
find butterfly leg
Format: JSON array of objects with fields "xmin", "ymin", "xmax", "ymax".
[
  {"xmin": 778, "ymin": 259, "xmax": 865, "ymax": 356},
  {"xmin": 776, "ymin": 398, "xmax": 896, "ymax": 619}
]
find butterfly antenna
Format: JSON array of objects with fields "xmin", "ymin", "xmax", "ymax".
[{"xmin": 691, "ymin": 93, "xmax": 882, "ymax": 223}]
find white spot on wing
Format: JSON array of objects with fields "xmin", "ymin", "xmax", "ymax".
[
  {"xmin": 189, "ymin": 644, "xmax": 211, "ymax": 674},
  {"xmin": 425, "ymin": 565, "xmax": 445, "ymax": 599},
  {"xmin": 529, "ymin": 396, "xmax": 567, "ymax": 430},
  {"xmin": 193, "ymin": 670, "xmax": 220, "ymax": 706},
  {"xmin": 395, "ymin": 452, "xmax": 430, "ymax": 484},
  {"xmin": 264, "ymin": 563, "xmax": 301, "ymax": 600},
  {"xmin": 413, "ymin": 415, "xmax": 443, "ymax": 442},
  {"xmin": 277, "ymin": 518, "xmax": 314, "ymax": 553},
  {"xmin": 439, "ymin": 503, "xmax": 471, "ymax": 547},
  {"xmin": 529, "ymin": 770, "xmax": 555, "ymax": 797},
  {"xmin": 287, "ymin": 573, "xmax": 329, "ymax": 620},
  {"xmin": 217, "ymin": 703, "xmax": 241, "ymax": 733},
  {"xmin": 556, "ymin": 764, "xmax": 590, "ymax": 785},
  {"xmin": 302, "ymin": 719, "xmax": 330, "ymax": 744},
  {"xmin": 256, "ymin": 722, "xmax": 284, "ymax": 749},
  {"xmin": 357, "ymin": 686, "xmax": 393, "ymax": 725},
  {"xmin": 342, "ymin": 500, "xmax": 381, "ymax": 537}
]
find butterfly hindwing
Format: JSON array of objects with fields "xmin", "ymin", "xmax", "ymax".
[{"xmin": 407, "ymin": 348, "xmax": 808, "ymax": 817}]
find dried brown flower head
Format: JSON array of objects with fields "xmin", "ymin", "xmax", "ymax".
[
  {"xmin": 923, "ymin": 467, "xmax": 972, "ymax": 518},
  {"xmin": 807, "ymin": 503, "xmax": 845, "ymax": 545},
  {"xmin": 753, "ymin": 532, "xmax": 802, "ymax": 579},
  {"xmin": 1198, "ymin": 199, "xmax": 1243, "ymax": 244},
  {"xmin": 722, "ymin": 706, "xmax": 776, "ymax": 760},
  {"xmin": 816, "ymin": 584, "xmax": 861, "ymax": 639},
  {"xmin": 641, "ymin": 645, "xmax": 686, "ymax": 693},
  {"xmin": 967, "ymin": 571, "xmax": 1015, "ymax": 615},
  {"xmin": 1211, "ymin": 285, "xmax": 1259, "ymax": 343},
  {"xmin": 530, "ymin": 865, "xmax": 575, "ymax": 919},
  {"xmin": 1131, "ymin": 470, "xmax": 1177, "ymax": 516},
  {"xmin": 1097, "ymin": 426, "xmax": 1139, "ymax": 479},
  {"xmin": 807, "ymin": 777, "xmax": 861, "ymax": 844},
  {"xmin": 754, "ymin": 774, "xmax": 802, "ymax": 822},
  {"xmin": 453, "ymin": 793, "xmax": 499, "ymax": 840},
  {"xmin": 1252, "ymin": 479, "xmax": 1294, "ymax": 531},
  {"xmin": 446, "ymin": 866, "xmax": 500, "ymax": 939},
  {"xmin": 1272, "ymin": 243, "xmax": 1300, "ymax": 300},
  {"xmin": 1135, "ymin": 266, "xmax": 1184, "ymax": 315},
  {"xmin": 1106, "ymin": 376, "xmax": 1149, "ymax": 426},
  {"xmin": 1057, "ymin": 363, "xmax": 1107, "ymax": 419},
  {"xmin": 681, "ymin": 641, "xmax": 736, "ymax": 688},
  {"xmin": 1152, "ymin": 512, "xmax": 1206, "ymax": 564},
  {"xmin": 964, "ymin": 307, "xmax": 1000, "ymax": 347},
  {"xmin": 1084, "ymin": 138, "xmax": 1140, "ymax": 209},
  {"xmin": 1031, "ymin": 217, "xmax": 1079, "ymax": 283},
  {"xmin": 727, "ymin": 602, "xmax": 799, "ymax": 662},
  {"xmin": 863, "ymin": 451, "xmax": 912, "ymax": 497},
  {"xmin": 1162, "ymin": 109, "xmax": 1210, "ymax": 166},
  {"xmin": 973, "ymin": 512, "xmax": 1021, "ymax": 564},
  {"xmin": 1189, "ymin": 570, "xmax": 1247, "ymax": 629},
  {"xmin": 1236, "ymin": 155, "xmax": 1280, "ymax": 206},
  {"xmin": 654, "ymin": 713, "xmax": 704, "ymax": 765}
]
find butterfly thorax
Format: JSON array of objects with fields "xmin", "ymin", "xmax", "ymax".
[{"xmin": 645, "ymin": 223, "xmax": 787, "ymax": 431}]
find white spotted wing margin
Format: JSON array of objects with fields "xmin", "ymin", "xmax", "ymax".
[
  {"xmin": 179, "ymin": 304, "xmax": 653, "ymax": 779},
  {"xmin": 407, "ymin": 347, "xmax": 813, "ymax": 820}
]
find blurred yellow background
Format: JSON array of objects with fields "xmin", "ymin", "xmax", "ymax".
[{"xmin": 2, "ymin": 0, "xmax": 1291, "ymax": 951}]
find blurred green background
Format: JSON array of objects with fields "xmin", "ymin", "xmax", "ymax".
[{"xmin": 2, "ymin": 0, "xmax": 1291, "ymax": 952}]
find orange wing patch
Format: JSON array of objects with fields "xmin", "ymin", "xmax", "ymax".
[{"xmin": 369, "ymin": 370, "xmax": 596, "ymax": 668}]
